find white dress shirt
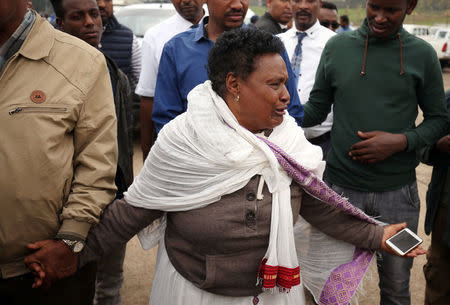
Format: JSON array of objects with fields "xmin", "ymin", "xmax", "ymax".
[
  {"xmin": 130, "ymin": 35, "xmax": 142, "ymax": 87},
  {"xmin": 135, "ymin": 13, "xmax": 200, "ymax": 97},
  {"xmin": 278, "ymin": 20, "xmax": 335, "ymax": 139}
]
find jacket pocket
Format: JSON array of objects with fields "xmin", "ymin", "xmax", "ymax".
[
  {"xmin": 199, "ymin": 249, "xmax": 263, "ymax": 292},
  {"xmin": 9, "ymin": 105, "xmax": 68, "ymax": 115}
]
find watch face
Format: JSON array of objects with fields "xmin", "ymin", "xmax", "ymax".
[{"xmin": 73, "ymin": 242, "xmax": 84, "ymax": 253}]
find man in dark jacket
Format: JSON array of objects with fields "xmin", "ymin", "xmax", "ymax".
[
  {"xmin": 255, "ymin": 0, "xmax": 292, "ymax": 34},
  {"xmin": 418, "ymin": 90, "xmax": 450, "ymax": 305},
  {"xmin": 97, "ymin": 0, "xmax": 140, "ymax": 88},
  {"xmin": 51, "ymin": 0, "xmax": 134, "ymax": 304},
  {"xmin": 97, "ymin": 0, "xmax": 141, "ymax": 131}
]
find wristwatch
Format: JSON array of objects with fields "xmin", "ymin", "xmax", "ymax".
[{"xmin": 60, "ymin": 239, "xmax": 85, "ymax": 253}]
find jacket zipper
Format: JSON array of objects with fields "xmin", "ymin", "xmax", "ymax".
[{"xmin": 9, "ymin": 106, "xmax": 68, "ymax": 115}]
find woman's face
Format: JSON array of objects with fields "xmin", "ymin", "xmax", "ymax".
[{"xmin": 230, "ymin": 53, "xmax": 290, "ymax": 133}]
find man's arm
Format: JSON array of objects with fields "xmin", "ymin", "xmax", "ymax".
[
  {"xmin": 25, "ymin": 199, "xmax": 163, "ymax": 288},
  {"xmin": 23, "ymin": 54, "xmax": 118, "ymax": 288},
  {"xmin": 420, "ymin": 135, "xmax": 450, "ymax": 166},
  {"xmin": 140, "ymin": 96, "xmax": 155, "ymax": 161},
  {"xmin": 281, "ymin": 49, "xmax": 304, "ymax": 126},
  {"xmin": 302, "ymin": 46, "xmax": 334, "ymax": 127},
  {"xmin": 417, "ymin": 91, "xmax": 450, "ymax": 166},
  {"xmin": 152, "ymin": 43, "xmax": 186, "ymax": 133},
  {"xmin": 434, "ymin": 135, "xmax": 450, "ymax": 160},
  {"xmin": 57, "ymin": 53, "xmax": 118, "ymax": 241},
  {"xmin": 136, "ymin": 32, "xmax": 159, "ymax": 158},
  {"xmin": 404, "ymin": 52, "xmax": 447, "ymax": 152}
]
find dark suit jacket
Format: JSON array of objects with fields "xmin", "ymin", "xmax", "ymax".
[{"xmin": 255, "ymin": 12, "xmax": 285, "ymax": 35}]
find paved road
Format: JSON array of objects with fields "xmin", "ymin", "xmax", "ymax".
[{"xmin": 120, "ymin": 68, "xmax": 450, "ymax": 305}]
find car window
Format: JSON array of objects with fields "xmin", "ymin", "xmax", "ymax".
[{"xmin": 438, "ymin": 31, "xmax": 447, "ymax": 39}]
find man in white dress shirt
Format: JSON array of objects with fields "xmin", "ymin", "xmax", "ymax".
[
  {"xmin": 278, "ymin": 0, "xmax": 335, "ymax": 158},
  {"xmin": 136, "ymin": 0, "xmax": 206, "ymax": 160}
]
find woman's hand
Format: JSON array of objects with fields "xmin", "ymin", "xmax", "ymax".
[{"xmin": 380, "ymin": 223, "xmax": 427, "ymax": 257}]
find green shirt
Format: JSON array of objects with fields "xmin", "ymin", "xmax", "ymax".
[{"xmin": 303, "ymin": 19, "xmax": 447, "ymax": 191}]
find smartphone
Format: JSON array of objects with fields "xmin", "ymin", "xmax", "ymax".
[{"xmin": 386, "ymin": 228, "xmax": 423, "ymax": 256}]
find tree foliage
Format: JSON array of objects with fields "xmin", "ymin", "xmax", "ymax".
[{"xmin": 336, "ymin": 0, "xmax": 448, "ymax": 11}]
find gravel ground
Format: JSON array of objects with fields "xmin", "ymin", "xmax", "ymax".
[{"xmin": 119, "ymin": 69, "xmax": 450, "ymax": 305}]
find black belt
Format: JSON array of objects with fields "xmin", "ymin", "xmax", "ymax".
[{"xmin": 308, "ymin": 131, "xmax": 331, "ymax": 145}]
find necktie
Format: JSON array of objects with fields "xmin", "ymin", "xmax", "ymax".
[{"xmin": 291, "ymin": 32, "xmax": 307, "ymax": 85}]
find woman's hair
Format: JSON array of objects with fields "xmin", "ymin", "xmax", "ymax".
[{"xmin": 207, "ymin": 28, "xmax": 284, "ymax": 98}]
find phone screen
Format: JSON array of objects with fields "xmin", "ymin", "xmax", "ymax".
[{"xmin": 388, "ymin": 230, "xmax": 421, "ymax": 253}]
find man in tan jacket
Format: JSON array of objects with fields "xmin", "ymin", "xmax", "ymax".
[{"xmin": 0, "ymin": 1, "xmax": 118, "ymax": 304}]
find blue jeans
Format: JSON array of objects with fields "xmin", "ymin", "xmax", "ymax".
[{"xmin": 327, "ymin": 181, "xmax": 420, "ymax": 305}]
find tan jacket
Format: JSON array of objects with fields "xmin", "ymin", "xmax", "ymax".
[{"xmin": 0, "ymin": 15, "xmax": 118, "ymax": 278}]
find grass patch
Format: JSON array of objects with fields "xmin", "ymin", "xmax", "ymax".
[{"xmin": 250, "ymin": 6, "xmax": 266, "ymax": 17}]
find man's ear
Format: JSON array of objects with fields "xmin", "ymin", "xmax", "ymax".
[
  {"xmin": 266, "ymin": 0, "xmax": 272, "ymax": 10},
  {"xmin": 225, "ymin": 72, "xmax": 239, "ymax": 97},
  {"xmin": 406, "ymin": 0, "xmax": 417, "ymax": 15}
]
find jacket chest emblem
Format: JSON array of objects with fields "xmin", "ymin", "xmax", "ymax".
[{"xmin": 30, "ymin": 90, "xmax": 46, "ymax": 104}]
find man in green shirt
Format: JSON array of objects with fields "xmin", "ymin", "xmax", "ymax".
[{"xmin": 303, "ymin": 0, "xmax": 447, "ymax": 304}]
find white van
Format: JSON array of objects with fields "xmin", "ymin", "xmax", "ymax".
[{"xmin": 403, "ymin": 24, "xmax": 430, "ymax": 36}]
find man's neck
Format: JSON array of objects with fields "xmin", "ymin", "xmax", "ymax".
[
  {"xmin": 206, "ymin": 20, "xmax": 227, "ymax": 43},
  {"xmin": 295, "ymin": 19, "xmax": 316, "ymax": 32},
  {"xmin": 0, "ymin": 11, "xmax": 27, "ymax": 46},
  {"xmin": 191, "ymin": 9, "xmax": 205, "ymax": 25}
]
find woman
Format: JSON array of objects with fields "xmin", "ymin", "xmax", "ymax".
[{"xmin": 26, "ymin": 28, "xmax": 425, "ymax": 305}]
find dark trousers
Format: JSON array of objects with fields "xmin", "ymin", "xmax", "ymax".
[
  {"xmin": 424, "ymin": 204, "xmax": 450, "ymax": 305},
  {"xmin": 0, "ymin": 262, "xmax": 96, "ymax": 305}
]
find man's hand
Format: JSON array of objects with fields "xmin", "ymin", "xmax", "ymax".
[
  {"xmin": 380, "ymin": 223, "xmax": 427, "ymax": 258},
  {"xmin": 349, "ymin": 131, "xmax": 407, "ymax": 164},
  {"xmin": 435, "ymin": 134, "xmax": 450, "ymax": 155},
  {"xmin": 24, "ymin": 239, "xmax": 79, "ymax": 288}
]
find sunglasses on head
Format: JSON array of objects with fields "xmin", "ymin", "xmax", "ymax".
[{"xmin": 320, "ymin": 20, "xmax": 339, "ymax": 29}]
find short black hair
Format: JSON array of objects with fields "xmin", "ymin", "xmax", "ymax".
[
  {"xmin": 50, "ymin": 0, "xmax": 64, "ymax": 18},
  {"xmin": 340, "ymin": 15, "xmax": 349, "ymax": 23},
  {"xmin": 321, "ymin": 1, "xmax": 338, "ymax": 12},
  {"xmin": 207, "ymin": 28, "xmax": 284, "ymax": 98}
]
